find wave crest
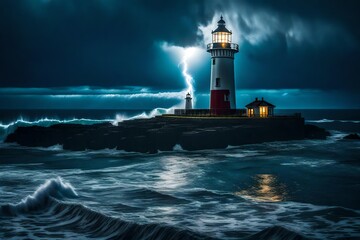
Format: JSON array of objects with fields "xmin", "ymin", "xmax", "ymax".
[
  {"xmin": 0, "ymin": 117, "xmax": 112, "ymax": 141},
  {"xmin": 0, "ymin": 108, "xmax": 176, "ymax": 141},
  {"xmin": 112, "ymin": 107, "xmax": 173, "ymax": 126},
  {"xmin": 0, "ymin": 178, "xmax": 209, "ymax": 239},
  {"xmin": 0, "ymin": 177, "xmax": 77, "ymax": 216},
  {"xmin": 307, "ymin": 119, "xmax": 360, "ymax": 124}
]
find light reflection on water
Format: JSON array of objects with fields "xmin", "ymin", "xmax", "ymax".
[
  {"xmin": 235, "ymin": 174, "xmax": 287, "ymax": 202},
  {"xmin": 154, "ymin": 156, "xmax": 199, "ymax": 190}
]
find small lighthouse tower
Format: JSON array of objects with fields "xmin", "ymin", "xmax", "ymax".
[
  {"xmin": 207, "ymin": 16, "xmax": 239, "ymax": 112},
  {"xmin": 185, "ymin": 92, "xmax": 192, "ymax": 110}
]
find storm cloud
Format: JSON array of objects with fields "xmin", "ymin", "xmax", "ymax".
[{"xmin": 0, "ymin": 0, "xmax": 359, "ymax": 108}]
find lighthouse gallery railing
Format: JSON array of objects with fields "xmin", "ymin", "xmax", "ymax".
[{"xmin": 207, "ymin": 43, "xmax": 239, "ymax": 51}]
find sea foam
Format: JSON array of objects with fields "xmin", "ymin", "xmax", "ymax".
[
  {"xmin": 112, "ymin": 107, "xmax": 174, "ymax": 126},
  {"xmin": 0, "ymin": 117, "xmax": 112, "ymax": 142},
  {"xmin": 0, "ymin": 107, "xmax": 175, "ymax": 141},
  {"xmin": 0, "ymin": 177, "xmax": 77, "ymax": 216}
]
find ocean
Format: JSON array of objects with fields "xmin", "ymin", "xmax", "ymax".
[{"xmin": 0, "ymin": 109, "xmax": 359, "ymax": 239}]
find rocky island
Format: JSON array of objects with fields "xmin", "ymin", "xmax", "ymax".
[
  {"xmin": 3, "ymin": 16, "xmax": 332, "ymax": 154},
  {"xmin": 5, "ymin": 115, "xmax": 329, "ymax": 153}
]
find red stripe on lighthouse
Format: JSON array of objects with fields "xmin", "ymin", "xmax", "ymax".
[{"xmin": 210, "ymin": 90, "xmax": 231, "ymax": 113}]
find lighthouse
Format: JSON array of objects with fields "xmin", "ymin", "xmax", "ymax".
[
  {"xmin": 207, "ymin": 16, "xmax": 239, "ymax": 112},
  {"xmin": 185, "ymin": 92, "xmax": 192, "ymax": 110}
]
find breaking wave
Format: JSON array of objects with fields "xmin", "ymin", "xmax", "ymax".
[
  {"xmin": 0, "ymin": 107, "xmax": 176, "ymax": 141},
  {"xmin": 307, "ymin": 119, "xmax": 360, "ymax": 124},
  {"xmin": 0, "ymin": 117, "xmax": 112, "ymax": 141},
  {"xmin": 307, "ymin": 119, "xmax": 334, "ymax": 123},
  {"xmin": 172, "ymin": 144, "xmax": 184, "ymax": 151},
  {"xmin": 2, "ymin": 177, "xmax": 359, "ymax": 239},
  {"xmin": 306, "ymin": 119, "xmax": 360, "ymax": 133},
  {"xmin": 0, "ymin": 178, "xmax": 210, "ymax": 240},
  {"xmin": 0, "ymin": 177, "xmax": 77, "ymax": 216},
  {"xmin": 112, "ymin": 107, "xmax": 174, "ymax": 126}
]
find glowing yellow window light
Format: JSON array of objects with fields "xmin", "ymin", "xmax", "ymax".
[
  {"xmin": 212, "ymin": 32, "xmax": 231, "ymax": 43},
  {"xmin": 260, "ymin": 106, "xmax": 268, "ymax": 117},
  {"xmin": 211, "ymin": 16, "xmax": 232, "ymax": 44}
]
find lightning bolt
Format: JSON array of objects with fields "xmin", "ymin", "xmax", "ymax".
[
  {"xmin": 179, "ymin": 47, "xmax": 196, "ymax": 105},
  {"xmin": 113, "ymin": 44, "xmax": 200, "ymax": 125}
]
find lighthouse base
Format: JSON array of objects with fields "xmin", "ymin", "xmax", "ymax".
[
  {"xmin": 210, "ymin": 90, "xmax": 231, "ymax": 111},
  {"xmin": 174, "ymin": 109, "xmax": 246, "ymax": 117}
]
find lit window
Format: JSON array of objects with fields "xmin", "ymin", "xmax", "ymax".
[{"xmin": 259, "ymin": 107, "xmax": 268, "ymax": 117}]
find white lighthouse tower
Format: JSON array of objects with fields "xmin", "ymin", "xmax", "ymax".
[
  {"xmin": 185, "ymin": 92, "xmax": 193, "ymax": 110},
  {"xmin": 207, "ymin": 16, "xmax": 239, "ymax": 113}
]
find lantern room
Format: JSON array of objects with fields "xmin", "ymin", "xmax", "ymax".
[{"xmin": 212, "ymin": 16, "xmax": 232, "ymax": 43}]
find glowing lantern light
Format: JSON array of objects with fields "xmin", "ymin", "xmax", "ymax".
[{"xmin": 211, "ymin": 16, "xmax": 232, "ymax": 43}]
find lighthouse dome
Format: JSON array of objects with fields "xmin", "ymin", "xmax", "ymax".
[
  {"xmin": 217, "ymin": 16, "xmax": 225, "ymax": 25},
  {"xmin": 212, "ymin": 16, "xmax": 231, "ymax": 34}
]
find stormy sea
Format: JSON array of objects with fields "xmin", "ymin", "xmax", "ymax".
[{"xmin": 0, "ymin": 109, "xmax": 359, "ymax": 240}]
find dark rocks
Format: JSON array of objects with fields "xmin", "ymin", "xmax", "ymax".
[
  {"xmin": 343, "ymin": 133, "xmax": 360, "ymax": 140},
  {"xmin": 304, "ymin": 124, "xmax": 330, "ymax": 139},
  {"xmin": 5, "ymin": 116, "xmax": 328, "ymax": 153}
]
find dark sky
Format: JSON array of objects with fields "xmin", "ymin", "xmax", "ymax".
[{"xmin": 0, "ymin": 0, "xmax": 359, "ymax": 109}]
